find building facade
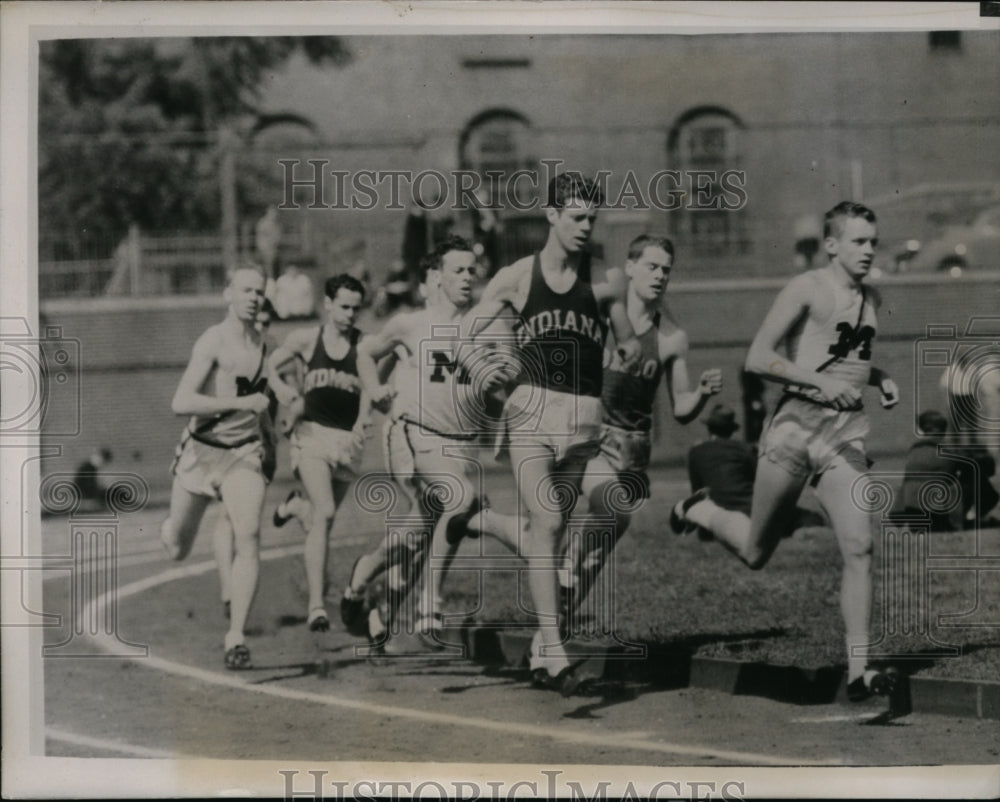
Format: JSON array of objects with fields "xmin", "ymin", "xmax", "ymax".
[{"xmin": 247, "ymin": 31, "xmax": 1000, "ymax": 278}]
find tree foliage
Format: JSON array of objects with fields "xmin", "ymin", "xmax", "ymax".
[{"xmin": 39, "ymin": 37, "xmax": 349, "ymax": 257}]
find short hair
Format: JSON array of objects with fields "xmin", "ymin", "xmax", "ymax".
[
  {"xmin": 918, "ymin": 409, "xmax": 948, "ymax": 435},
  {"xmin": 627, "ymin": 234, "xmax": 674, "ymax": 262},
  {"xmin": 546, "ymin": 172, "xmax": 604, "ymax": 209},
  {"xmin": 419, "ymin": 234, "xmax": 474, "ymax": 283},
  {"xmin": 226, "ymin": 260, "xmax": 266, "ymax": 285},
  {"xmin": 324, "ymin": 273, "xmax": 366, "ymax": 301},
  {"xmin": 823, "ymin": 201, "xmax": 877, "ymax": 239}
]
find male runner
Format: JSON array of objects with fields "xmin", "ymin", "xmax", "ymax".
[
  {"xmin": 565, "ymin": 235, "xmax": 722, "ymax": 616},
  {"xmin": 344, "ymin": 235, "xmax": 511, "ymax": 646},
  {"xmin": 460, "ymin": 172, "xmax": 641, "ymax": 694},
  {"xmin": 212, "ymin": 299, "xmax": 279, "ymax": 621},
  {"xmin": 670, "ymin": 201, "xmax": 901, "ymax": 701},
  {"xmin": 267, "ymin": 274, "xmax": 373, "ymax": 631},
  {"xmin": 160, "ymin": 263, "xmax": 271, "ymax": 669}
]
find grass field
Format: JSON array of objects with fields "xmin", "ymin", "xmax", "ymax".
[{"xmin": 404, "ymin": 492, "xmax": 1000, "ymax": 683}]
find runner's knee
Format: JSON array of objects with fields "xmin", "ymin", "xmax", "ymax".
[
  {"xmin": 528, "ymin": 512, "xmax": 562, "ymax": 546},
  {"xmin": 230, "ymin": 526, "xmax": 260, "ymax": 555},
  {"xmin": 841, "ymin": 533, "xmax": 873, "ymax": 563},
  {"xmin": 587, "ymin": 481, "xmax": 613, "ymax": 518},
  {"xmin": 311, "ymin": 501, "xmax": 337, "ymax": 527}
]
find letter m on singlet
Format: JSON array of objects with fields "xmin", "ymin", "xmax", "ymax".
[{"xmin": 827, "ymin": 322, "xmax": 875, "ymax": 361}]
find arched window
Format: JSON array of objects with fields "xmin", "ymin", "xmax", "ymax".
[
  {"xmin": 459, "ymin": 109, "xmax": 533, "ymax": 205},
  {"xmin": 667, "ymin": 106, "xmax": 749, "ymax": 257}
]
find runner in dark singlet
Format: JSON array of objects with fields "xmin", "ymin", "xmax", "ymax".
[
  {"xmin": 268, "ymin": 274, "xmax": 374, "ymax": 633},
  {"xmin": 568, "ymin": 235, "xmax": 722, "ymax": 619},
  {"xmin": 458, "ymin": 173, "xmax": 642, "ymax": 694}
]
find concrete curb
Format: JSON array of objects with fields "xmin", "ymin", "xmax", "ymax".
[{"xmin": 433, "ymin": 625, "xmax": 1000, "ymax": 721}]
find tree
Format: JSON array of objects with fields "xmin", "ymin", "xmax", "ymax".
[{"xmin": 38, "ymin": 37, "xmax": 349, "ymax": 258}]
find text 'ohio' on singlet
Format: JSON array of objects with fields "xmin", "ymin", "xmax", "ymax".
[
  {"xmin": 602, "ymin": 313, "xmax": 666, "ymax": 432},
  {"xmin": 784, "ymin": 270, "xmax": 878, "ymax": 406},
  {"xmin": 302, "ymin": 326, "xmax": 362, "ymax": 431},
  {"xmin": 513, "ymin": 252, "xmax": 607, "ymax": 398}
]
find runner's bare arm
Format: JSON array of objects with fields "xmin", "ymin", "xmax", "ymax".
[
  {"xmin": 457, "ymin": 261, "xmax": 529, "ymax": 373},
  {"xmin": 868, "ymin": 366, "xmax": 900, "ymax": 408},
  {"xmin": 267, "ymin": 328, "xmax": 313, "ymax": 407},
  {"xmin": 352, "ymin": 386, "xmax": 376, "ymax": 442},
  {"xmin": 480, "ymin": 260, "xmax": 531, "ymax": 308},
  {"xmin": 356, "ymin": 320, "xmax": 406, "ymax": 407},
  {"xmin": 745, "ymin": 274, "xmax": 861, "ymax": 409},
  {"xmin": 662, "ymin": 329, "xmax": 722, "ymax": 423},
  {"xmin": 356, "ymin": 333, "xmax": 394, "ymax": 415},
  {"xmin": 595, "ymin": 268, "xmax": 641, "ymax": 368},
  {"xmin": 171, "ymin": 330, "xmax": 268, "ymax": 416},
  {"xmin": 376, "ymin": 348, "xmax": 401, "ymax": 384},
  {"xmin": 863, "ymin": 286, "xmax": 896, "ymax": 405}
]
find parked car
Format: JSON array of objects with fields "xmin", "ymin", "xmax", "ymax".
[{"xmin": 889, "ymin": 205, "xmax": 1000, "ymax": 276}]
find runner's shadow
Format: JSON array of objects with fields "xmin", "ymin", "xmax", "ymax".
[
  {"xmin": 246, "ymin": 662, "xmax": 319, "ymax": 683},
  {"xmin": 275, "ymin": 614, "xmax": 307, "ymax": 629},
  {"xmin": 553, "ymin": 627, "xmax": 795, "ymax": 716},
  {"xmin": 317, "ymin": 643, "xmax": 362, "ymax": 656},
  {"xmin": 561, "ymin": 681, "xmax": 647, "ymax": 719},
  {"xmin": 860, "ymin": 709, "xmax": 909, "ymax": 727},
  {"xmin": 438, "ymin": 665, "xmax": 529, "ymax": 693},
  {"xmin": 606, "ymin": 627, "xmax": 790, "ymax": 689},
  {"xmin": 246, "ymin": 651, "xmax": 372, "ymax": 681}
]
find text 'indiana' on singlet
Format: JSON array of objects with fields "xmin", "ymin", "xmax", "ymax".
[{"xmin": 513, "ymin": 252, "xmax": 607, "ymax": 398}]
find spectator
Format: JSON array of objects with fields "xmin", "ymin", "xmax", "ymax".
[
  {"xmin": 793, "ymin": 213, "xmax": 822, "ymax": 270},
  {"xmin": 255, "ymin": 206, "xmax": 283, "ymax": 281},
  {"xmin": 891, "ymin": 410, "xmax": 998, "ymax": 531},
  {"xmin": 272, "ymin": 262, "xmax": 316, "ymax": 320},
  {"xmin": 74, "ymin": 447, "xmax": 112, "ymax": 509},
  {"xmin": 687, "ymin": 404, "xmax": 756, "ymax": 521}
]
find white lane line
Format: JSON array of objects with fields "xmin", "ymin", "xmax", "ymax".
[
  {"xmin": 72, "ymin": 547, "xmax": 842, "ymax": 767},
  {"xmin": 41, "ymin": 533, "xmax": 371, "ymax": 573},
  {"xmin": 46, "ymin": 727, "xmax": 182, "ymax": 759},
  {"xmin": 789, "ymin": 714, "xmax": 880, "ymax": 724}
]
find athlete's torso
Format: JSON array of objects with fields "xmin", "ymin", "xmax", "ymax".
[
  {"xmin": 188, "ymin": 324, "xmax": 268, "ymax": 447},
  {"xmin": 785, "ymin": 269, "xmax": 877, "ymax": 398},
  {"xmin": 513, "ymin": 252, "xmax": 607, "ymax": 397},
  {"xmin": 602, "ymin": 313, "xmax": 667, "ymax": 432},
  {"xmin": 392, "ymin": 310, "xmax": 478, "ymax": 437},
  {"xmin": 301, "ymin": 326, "xmax": 362, "ymax": 431}
]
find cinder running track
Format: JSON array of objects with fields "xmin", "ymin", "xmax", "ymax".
[{"xmin": 36, "ymin": 471, "xmax": 1000, "ymax": 780}]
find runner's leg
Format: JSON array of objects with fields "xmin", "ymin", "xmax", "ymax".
[
  {"xmin": 814, "ymin": 454, "xmax": 875, "ymax": 684},
  {"xmin": 219, "ymin": 466, "xmax": 266, "ymax": 651},
  {"xmin": 160, "ymin": 480, "xmax": 211, "ymax": 561},
  {"xmin": 297, "ymin": 456, "xmax": 337, "ymax": 616},
  {"xmin": 211, "ymin": 510, "xmax": 234, "ymax": 610},
  {"xmin": 687, "ymin": 457, "xmax": 805, "ymax": 568},
  {"xmin": 517, "ymin": 445, "xmax": 578, "ymax": 675}
]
